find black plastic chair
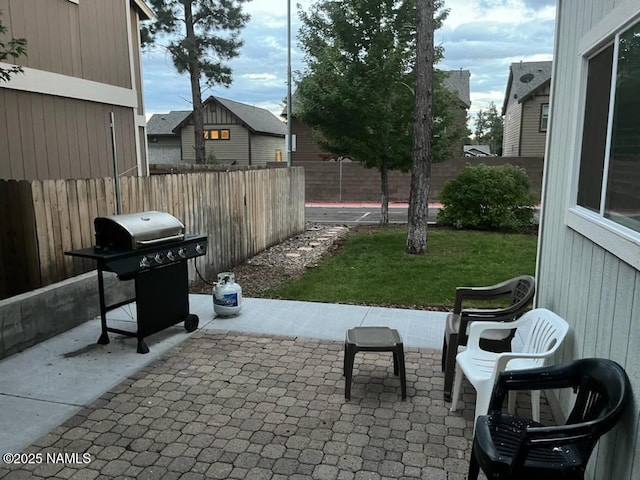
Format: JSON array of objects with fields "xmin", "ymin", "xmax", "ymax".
[
  {"xmin": 468, "ymin": 358, "xmax": 631, "ymax": 480},
  {"xmin": 441, "ymin": 275, "xmax": 535, "ymax": 401}
]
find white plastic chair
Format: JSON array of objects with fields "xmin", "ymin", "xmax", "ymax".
[{"xmin": 450, "ymin": 308, "xmax": 569, "ymax": 426}]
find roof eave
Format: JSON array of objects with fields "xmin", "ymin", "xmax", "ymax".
[
  {"xmin": 132, "ymin": 0, "xmax": 154, "ymax": 20},
  {"xmin": 518, "ymin": 78, "xmax": 551, "ymax": 104},
  {"xmin": 502, "ymin": 70, "xmax": 514, "ymax": 115}
]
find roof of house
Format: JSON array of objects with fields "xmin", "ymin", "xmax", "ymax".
[
  {"xmin": 172, "ymin": 96, "xmax": 286, "ymax": 136},
  {"xmin": 216, "ymin": 97, "xmax": 286, "ymax": 136},
  {"xmin": 443, "ymin": 70, "xmax": 471, "ymax": 109},
  {"xmin": 147, "ymin": 111, "xmax": 191, "ymax": 136},
  {"xmin": 502, "ymin": 61, "xmax": 552, "ymax": 114},
  {"xmin": 133, "ymin": 0, "xmax": 154, "ymax": 20},
  {"xmin": 464, "ymin": 144, "xmax": 492, "ymax": 156}
]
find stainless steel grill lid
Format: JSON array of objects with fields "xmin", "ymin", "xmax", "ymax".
[{"xmin": 94, "ymin": 211, "xmax": 185, "ymax": 251}]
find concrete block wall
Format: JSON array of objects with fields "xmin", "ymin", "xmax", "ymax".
[
  {"xmin": 0, "ymin": 271, "xmax": 134, "ymax": 360},
  {"xmin": 301, "ymin": 157, "xmax": 544, "ymax": 203}
]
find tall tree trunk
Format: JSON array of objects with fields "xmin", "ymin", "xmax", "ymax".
[
  {"xmin": 380, "ymin": 157, "xmax": 389, "ymax": 225},
  {"xmin": 183, "ymin": 0, "xmax": 206, "ymax": 164},
  {"xmin": 406, "ymin": 0, "xmax": 434, "ymax": 254}
]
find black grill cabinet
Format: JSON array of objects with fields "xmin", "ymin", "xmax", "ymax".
[{"xmin": 66, "ymin": 211, "xmax": 208, "ymax": 353}]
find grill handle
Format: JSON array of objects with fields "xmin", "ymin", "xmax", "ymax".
[{"xmin": 136, "ymin": 234, "xmax": 185, "ymax": 247}]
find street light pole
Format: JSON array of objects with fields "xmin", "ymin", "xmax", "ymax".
[{"xmin": 286, "ymin": 0, "xmax": 293, "ymax": 167}]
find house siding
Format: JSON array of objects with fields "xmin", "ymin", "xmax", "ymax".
[
  {"xmin": 0, "ymin": 0, "xmax": 148, "ymax": 181},
  {"xmin": 0, "ymin": 89, "xmax": 137, "ymax": 180},
  {"xmin": 519, "ymin": 83, "xmax": 550, "ymax": 157},
  {"xmin": 251, "ymin": 135, "xmax": 284, "ymax": 166},
  {"xmin": 502, "ymin": 100, "xmax": 522, "ymax": 156},
  {"xmin": 181, "ymin": 125, "xmax": 250, "ymax": 165},
  {"xmin": 537, "ymin": 1, "xmax": 640, "ymax": 479},
  {"xmin": 291, "ymin": 119, "xmax": 329, "ymax": 162},
  {"xmin": 2, "ymin": 0, "xmax": 132, "ymax": 88}
]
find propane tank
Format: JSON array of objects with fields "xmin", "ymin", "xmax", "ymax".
[{"xmin": 213, "ymin": 272, "xmax": 242, "ymax": 316}]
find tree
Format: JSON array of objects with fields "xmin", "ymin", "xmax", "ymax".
[
  {"xmin": 406, "ymin": 0, "xmax": 434, "ymax": 254},
  {"xmin": 142, "ymin": 0, "xmax": 250, "ymax": 164},
  {"xmin": 474, "ymin": 102, "xmax": 503, "ymax": 155},
  {"xmin": 0, "ymin": 12, "xmax": 27, "ymax": 83},
  {"xmin": 296, "ymin": 0, "xmax": 456, "ymax": 225}
]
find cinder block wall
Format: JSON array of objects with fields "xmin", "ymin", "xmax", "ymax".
[
  {"xmin": 300, "ymin": 157, "xmax": 544, "ymax": 203},
  {"xmin": 0, "ymin": 272, "xmax": 134, "ymax": 360}
]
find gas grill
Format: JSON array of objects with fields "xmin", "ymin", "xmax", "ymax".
[{"xmin": 66, "ymin": 211, "xmax": 208, "ymax": 354}]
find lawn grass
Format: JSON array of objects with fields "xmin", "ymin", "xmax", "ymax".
[{"xmin": 265, "ymin": 226, "xmax": 538, "ymax": 308}]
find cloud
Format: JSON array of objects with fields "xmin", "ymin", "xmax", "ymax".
[
  {"xmin": 142, "ymin": 0, "xmax": 556, "ymax": 122},
  {"xmin": 436, "ymin": 5, "xmax": 555, "ymax": 117}
]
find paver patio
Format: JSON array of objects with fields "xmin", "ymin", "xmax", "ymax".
[{"xmin": 2, "ymin": 329, "xmax": 551, "ymax": 479}]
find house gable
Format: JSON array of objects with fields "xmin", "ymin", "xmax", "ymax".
[
  {"xmin": 173, "ymin": 97, "xmax": 285, "ymax": 166},
  {"xmin": 502, "ymin": 61, "xmax": 552, "ymax": 157}
]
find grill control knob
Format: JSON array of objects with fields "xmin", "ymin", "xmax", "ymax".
[
  {"xmin": 154, "ymin": 253, "xmax": 164, "ymax": 264},
  {"xmin": 139, "ymin": 256, "xmax": 150, "ymax": 268},
  {"xmin": 195, "ymin": 244, "xmax": 205, "ymax": 254},
  {"xmin": 166, "ymin": 251, "xmax": 175, "ymax": 261},
  {"xmin": 178, "ymin": 248, "xmax": 187, "ymax": 258}
]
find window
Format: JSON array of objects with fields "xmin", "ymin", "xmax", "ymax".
[
  {"xmin": 539, "ymin": 104, "xmax": 549, "ymax": 132},
  {"xmin": 575, "ymin": 19, "xmax": 640, "ymax": 234},
  {"xmin": 203, "ymin": 129, "xmax": 230, "ymax": 140}
]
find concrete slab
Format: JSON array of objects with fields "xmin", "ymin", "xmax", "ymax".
[{"xmin": 0, "ymin": 294, "xmax": 448, "ymax": 457}]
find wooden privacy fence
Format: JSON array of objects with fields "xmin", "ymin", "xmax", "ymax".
[{"xmin": 0, "ymin": 167, "xmax": 305, "ymax": 300}]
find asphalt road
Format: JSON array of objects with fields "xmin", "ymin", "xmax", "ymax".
[{"xmin": 305, "ymin": 204, "xmax": 441, "ymax": 225}]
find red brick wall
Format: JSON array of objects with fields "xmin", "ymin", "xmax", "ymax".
[{"xmin": 300, "ymin": 157, "xmax": 544, "ymax": 203}]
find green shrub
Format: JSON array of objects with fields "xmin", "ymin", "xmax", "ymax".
[{"xmin": 437, "ymin": 163, "xmax": 536, "ymax": 232}]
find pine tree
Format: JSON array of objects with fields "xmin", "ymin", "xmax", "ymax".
[
  {"xmin": 406, "ymin": 0, "xmax": 434, "ymax": 254},
  {"xmin": 142, "ymin": 0, "xmax": 251, "ymax": 164}
]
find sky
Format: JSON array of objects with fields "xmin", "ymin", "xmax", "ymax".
[{"xmin": 141, "ymin": 0, "xmax": 556, "ymax": 128}]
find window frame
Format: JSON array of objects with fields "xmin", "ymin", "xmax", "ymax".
[
  {"xmin": 566, "ymin": 3, "xmax": 640, "ymax": 271},
  {"xmin": 539, "ymin": 103, "xmax": 549, "ymax": 132},
  {"xmin": 203, "ymin": 129, "xmax": 231, "ymax": 141}
]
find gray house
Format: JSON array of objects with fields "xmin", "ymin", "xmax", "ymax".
[
  {"xmin": 537, "ymin": 1, "xmax": 640, "ymax": 478},
  {"xmin": 147, "ymin": 111, "xmax": 190, "ymax": 164},
  {"xmin": 172, "ymin": 96, "xmax": 286, "ymax": 166},
  {"xmin": 502, "ymin": 61, "xmax": 552, "ymax": 157}
]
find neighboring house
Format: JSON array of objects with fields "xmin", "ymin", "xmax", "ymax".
[
  {"xmin": 0, "ymin": 0, "xmax": 152, "ymax": 180},
  {"xmin": 147, "ymin": 111, "xmax": 190, "ymax": 164},
  {"xmin": 463, "ymin": 145, "xmax": 492, "ymax": 157},
  {"xmin": 501, "ymin": 61, "xmax": 552, "ymax": 157},
  {"xmin": 287, "ymin": 69, "xmax": 471, "ymax": 163},
  {"xmin": 173, "ymin": 96, "xmax": 286, "ymax": 166},
  {"xmin": 442, "ymin": 69, "xmax": 471, "ymax": 110},
  {"xmin": 442, "ymin": 69, "xmax": 472, "ymax": 158},
  {"xmin": 536, "ymin": 1, "xmax": 640, "ymax": 478}
]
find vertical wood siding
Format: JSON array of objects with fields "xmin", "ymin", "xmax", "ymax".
[
  {"xmin": 1, "ymin": 0, "xmax": 131, "ymax": 88},
  {"xmin": 0, "ymin": 89, "xmax": 137, "ymax": 181},
  {"xmin": 0, "ymin": 168, "xmax": 305, "ymax": 300},
  {"xmin": 537, "ymin": 1, "xmax": 640, "ymax": 479}
]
